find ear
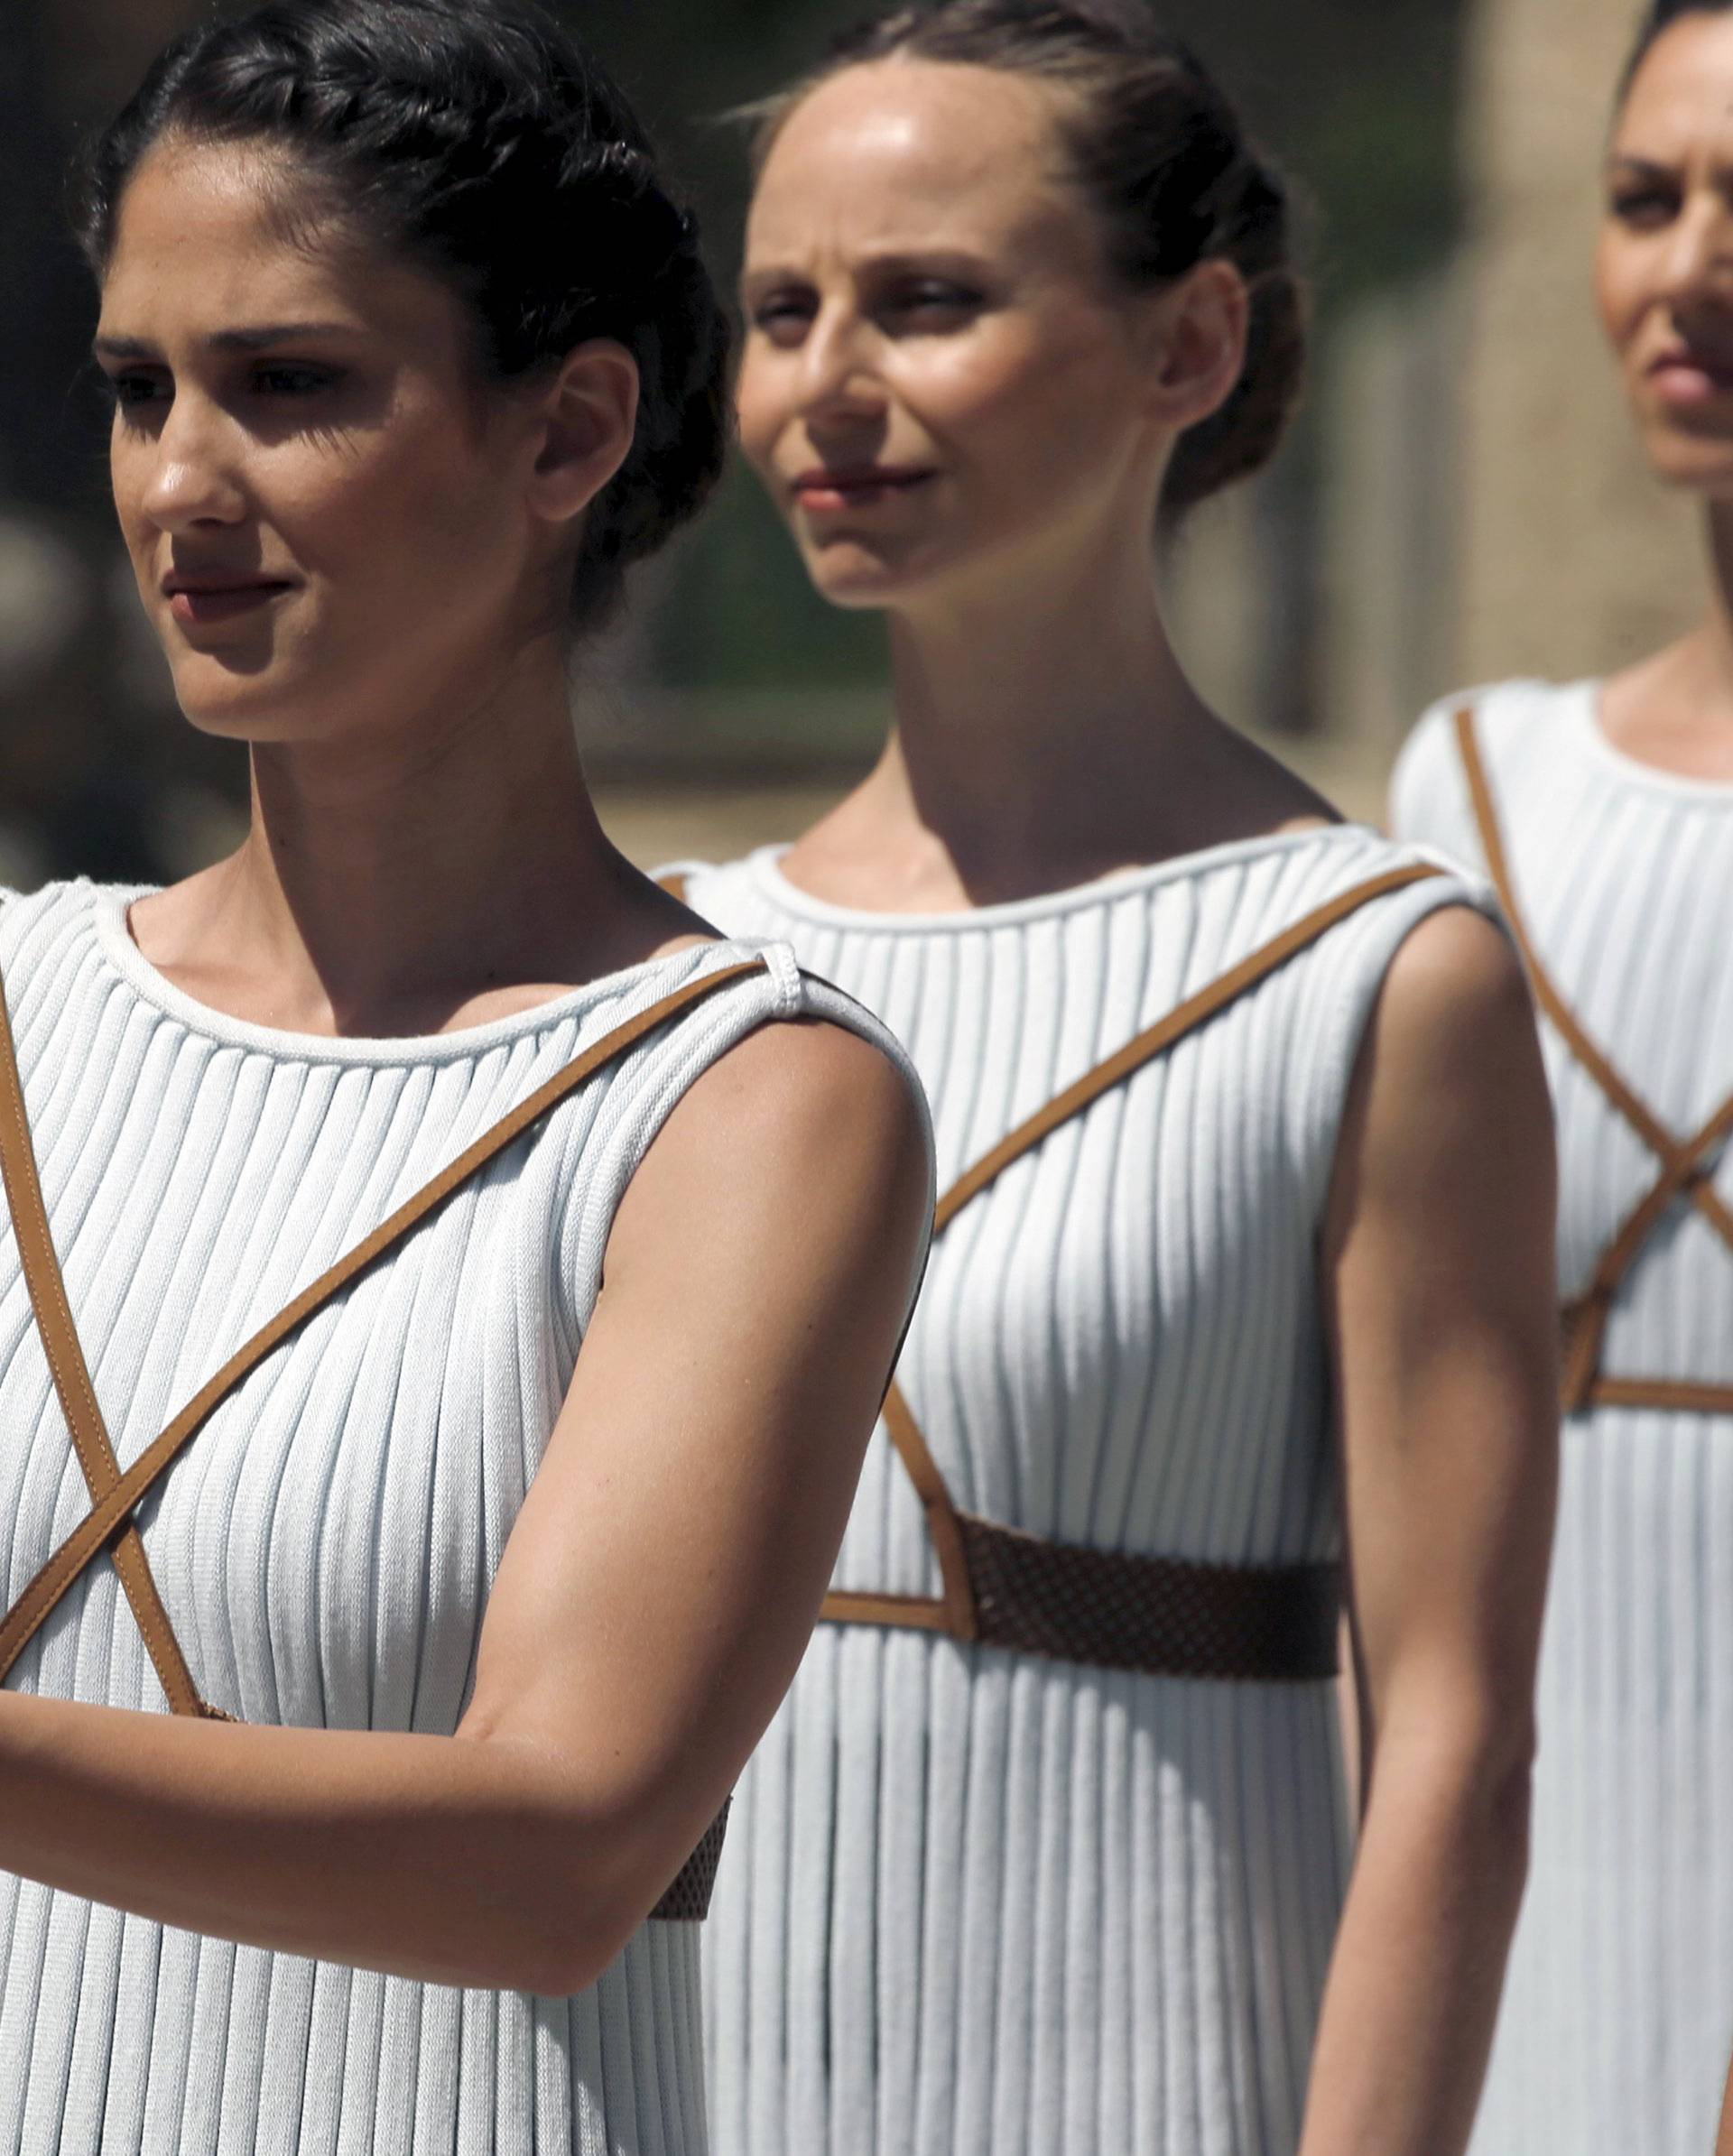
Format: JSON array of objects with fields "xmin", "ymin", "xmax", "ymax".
[
  {"xmin": 524, "ymin": 340, "xmax": 642, "ymax": 528},
  {"xmin": 1136, "ymin": 259, "xmax": 1250, "ymax": 434}
]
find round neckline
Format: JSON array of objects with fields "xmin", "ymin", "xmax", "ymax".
[
  {"xmin": 1567, "ymin": 677, "xmax": 1733, "ymax": 805},
  {"xmin": 90, "ymin": 884, "xmax": 747, "ymax": 1067},
  {"xmin": 739, "ymin": 819, "xmax": 1374, "ymax": 934}
]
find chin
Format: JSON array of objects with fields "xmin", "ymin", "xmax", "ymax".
[
  {"xmin": 801, "ymin": 541, "xmax": 945, "ymax": 614},
  {"xmin": 167, "ymin": 666, "xmax": 319, "ymax": 745}
]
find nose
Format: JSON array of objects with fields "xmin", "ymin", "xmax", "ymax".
[
  {"xmin": 1658, "ymin": 192, "xmax": 1733, "ymax": 310},
  {"xmin": 136, "ymin": 390, "xmax": 248, "ymax": 532},
  {"xmin": 794, "ymin": 302, "xmax": 891, "ymax": 430}
]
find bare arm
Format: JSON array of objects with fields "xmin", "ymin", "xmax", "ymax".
[
  {"xmin": 1718, "ymin": 2050, "xmax": 1733, "ymax": 2156},
  {"xmin": 1299, "ymin": 907, "xmax": 1560, "ymax": 2156},
  {"xmin": 0, "ymin": 1015, "xmax": 931, "ymax": 1995}
]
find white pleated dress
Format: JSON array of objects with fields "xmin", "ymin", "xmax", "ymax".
[
  {"xmin": 0, "ymin": 879, "xmax": 926, "ymax": 2156},
  {"xmin": 681, "ymin": 825, "xmax": 1486, "ymax": 2156},
  {"xmin": 1394, "ymin": 680, "xmax": 1733, "ymax": 2156}
]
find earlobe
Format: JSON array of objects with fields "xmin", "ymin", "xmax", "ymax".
[{"xmin": 529, "ymin": 341, "xmax": 641, "ymax": 526}]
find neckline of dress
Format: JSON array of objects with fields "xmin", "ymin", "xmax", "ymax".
[
  {"xmin": 740, "ymin": 819, "xmax": 1377, "ymax": 935},
  {"xmin": 88, "ymin": 882, "xmax": 762, "ymax": 1069}
]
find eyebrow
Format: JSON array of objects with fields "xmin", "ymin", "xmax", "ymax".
[{"xmin": 92, "ymin": 322, "xmax": 362, "ymax": 359}]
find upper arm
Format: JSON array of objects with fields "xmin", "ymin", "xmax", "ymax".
[
  {"xmin": 459, "ymin": 1016, "xmax": 931, "ymax": 1926},
  {"xmin": 1324, "ymin": 906, "xmax": 1558, "ymax": 1772}
]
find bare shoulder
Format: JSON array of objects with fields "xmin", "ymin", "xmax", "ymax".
[
  {"xmin": 613, "ymin": 1011, "xmax": 931, "ymax": 1270},
  {"xmin": 1341, "ymin": 902, "xmax": 1550, "ymax": 1208},
  {"xmin": 674, "ymin": 1011, "xmax": 926, "ymax": 1167},
  {"xmin": 1370, "ymin": 905, "xmax": 1533, "ymax": 1085}
]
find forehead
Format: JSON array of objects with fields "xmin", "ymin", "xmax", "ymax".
[
  {"xmin": 747, "ymin": 58, "xmax": 1082, "ymax": 261},
  {"xmin": 97, "ymin": 136, "xmax": 454, "ymax": 350},
  {"xmin": 1617, "ymin": 13, "xmax": 1733, "ymax": 155}
]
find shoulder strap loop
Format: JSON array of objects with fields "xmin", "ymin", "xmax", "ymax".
[
  {"xmin": 0, "ymin": 957, "xmax": 767, "ymax": 1698},
  {"xmin": 828, "ymin": 859, "xmax": 1446, "ymax": 1636}
]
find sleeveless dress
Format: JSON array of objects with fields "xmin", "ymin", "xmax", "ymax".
[
  {"xmin": 1393, "ymin": 680, "xmax": 1733, "ymax": 2156},
  {"xmin": 0, "ymin": 877, "xmax": 928, "ymax": 2156},
  {"xmin": 679, "ymin": 824, "xmax": 1487, "ymax": 2156}
]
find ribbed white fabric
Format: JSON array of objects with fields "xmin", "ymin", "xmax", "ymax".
[
  {"xmin": 1394, "ymin": 680, "xmax": 1733, "ymax": 2156},
  {"xmin": 680, "ymin": 825, "xmax": 1487, "ymax": 2156},
  {"xmin": 0, "ymin": 877, "xmax": 927, "ymax": 2156}
]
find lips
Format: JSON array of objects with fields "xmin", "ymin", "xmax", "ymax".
[
  {"xmin": 790, "ymin": 467, "xmax": 935, "ymax": 511},
  {"xmin": 1648, "ymin": 347, "xmax": 1733, "ymax": 401},
  {"xmin": 162, "ymin": 574, "xmax": 296, "ymax": 626}
]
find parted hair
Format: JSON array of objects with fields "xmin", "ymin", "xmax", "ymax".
[
  {"xmin": 79, "ymin": 0, "xmax": 734, "ymax": 634},
  {"xmin": 755, "ymin": 0, "xmax": 1306, "ymax": 522},
  {"xmin": 1619, "ymin": 0, "xmax": 1733, "ymax": 98}
]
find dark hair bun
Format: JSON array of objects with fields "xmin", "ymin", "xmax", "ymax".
[
  {"xmin": 81, "ymin": 0, "xmax": 734, "ymax": 632},
  {"xmin": 776, "ymin": 0, "xmax": 1307, "ymax": 524},
  {"xmin": 1162, "ymin": 159, "xmax": 1308, "ymax": 517}
]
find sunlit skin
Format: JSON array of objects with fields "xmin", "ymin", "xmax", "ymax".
[
  {"xmin": 737, "ymin": 57, "xmax": 1336, "ymax": 912},
  {"xmin": 0, "ymin": 127, "xmax": 932, "ymax": 2004},
  {"xmin": 737, "ymin": 57, "xmax": 1559, "ymax": 2156},
  {"xmin": 98, "ymin": 135, "xmax": 614, "ymax": 753},
  {"xmin": 1596, "ymin": 10, "xmax": 1733, "ymax": 778},
  {"xmin": 738, "ymin": 60, "xmax": 1207, "ymax": 615}
]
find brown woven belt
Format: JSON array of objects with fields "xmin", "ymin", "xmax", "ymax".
[
  {"xmin": 830, "ymin": 1513, "xmax": 1339, "ymax": 1681},
  {"xmin": 1457, "ymin": 704, "xmax": 1733, "ymax": 1420},
  {"xmin": 784, "ymin": 862, "xmax": 1450, "ymax": 1682},
  {"xmin": 0, "ymin": 953, "xmax": 773, "ymax": 1921}
]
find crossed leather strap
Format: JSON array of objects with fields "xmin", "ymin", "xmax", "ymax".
[
  {"xmin": 667, "ymin": 859, "xmax": 1443, "ymax": 1679},
  {"xmin": 0, "ymin": 951, "xmax": 769, "ymax": 1916},
  {"xmin": 1455, "ymin": 703, "xmax": 1733, "ymax": 1416}
]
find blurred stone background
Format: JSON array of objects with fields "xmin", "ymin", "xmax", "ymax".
[{"xmin": 0, "ymin": 0, "xmax": 1701, "ymax": 879}]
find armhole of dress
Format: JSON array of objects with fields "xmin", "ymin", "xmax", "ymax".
[{"xmin": 1298, "ymin": 873, "xmax": 1500, "ymax": 1223}]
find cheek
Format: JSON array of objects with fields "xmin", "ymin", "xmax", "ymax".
[
  {"xmin": 1593, "ymin": 234, "xmax": 1648, "ymax": 356},
  {"xmin": 734, "ymin": 350, "xmax": 786, "ymax": 478}
]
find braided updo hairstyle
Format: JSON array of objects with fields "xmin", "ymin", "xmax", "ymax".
[
  {"xmin": 755, "ymin": 0, "xmax": 1305, "ymax": 523},
  {"xmin": 79, "ymin": 0, "xmax": 733, "ymax": 634},
  {"xmin": 1618, "ymin": 0, "xmax": 1733, "ymax": 100}
]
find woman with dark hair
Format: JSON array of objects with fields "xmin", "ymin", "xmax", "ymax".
[
  {"xmin": 0, "ymin": 1, "xmax": 934, "ymax": 2149},
  {"xmin": 1394, "ymin": 5, "xmax": 1733, "ymax": 2148},
  {"xmin": 670, "ymin": 5, "xmax": 1560, "ymax": 2151}
]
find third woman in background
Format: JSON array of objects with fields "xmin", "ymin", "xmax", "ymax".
[
  {"xmin": 1394, "ymin": 4, "xmax": 1733, "ymax": 2149},
  {"xmin": 674, "ymin": 5, "xmax": 1561, "ymax": 2151}
]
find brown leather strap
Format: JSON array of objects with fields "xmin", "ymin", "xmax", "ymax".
[
  {"xmin": 1587, "ymin": 1375, "xmax": 1733, "ymax": 1414},
  {"xmin": 1456, "ymin": 703, "xmax": 1733, "ymax": 1409},
  {"xmin": 935, "ymin": 862, "xmax": 1443, "ymax": 1231},
  {"xmin": 1455, "ymin": 704, "xmax": 1733, "ymax": 1249},
  {"xmin": 824, "ymin": 860, "xmax": 1445, "ymax": 1667},
  {"xmin": 0, "ymin": 978, "xmax": 209, "ymax": 1716},
  {"xmin": 0, "ymin": 958, "xmax": 768, "ymax": 1695}
]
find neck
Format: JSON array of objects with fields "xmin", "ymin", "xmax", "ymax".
[
  {"xmin": 801, "ymin": 523, "xmax": 1325, "ymax": 909},
  {"xmin": 148, "ymin": 634, "xmax": 635, "ymax": 1034},
  {"xmin": 881, "ymin": 537, "xmax": 1206, "ymax": 872}
]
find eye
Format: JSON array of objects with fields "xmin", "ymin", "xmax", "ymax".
[
  {"xmin": 748, "ymin": 289, "xmax": 819, "ymax": 347},
  {"xmin": 1608, "ymin": 181, "xmax": 1683, "ymax": 228},
  {"xmin": 100, "ymin": 367, "xmax": 171, "ymax": 420},
  {"xmin": 250, "ymin": 363, "xmax": 345, "ymax": 398},
  {"xmin": 880, "ymin": 279, "xmax": 984, "ymax": 330}
]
